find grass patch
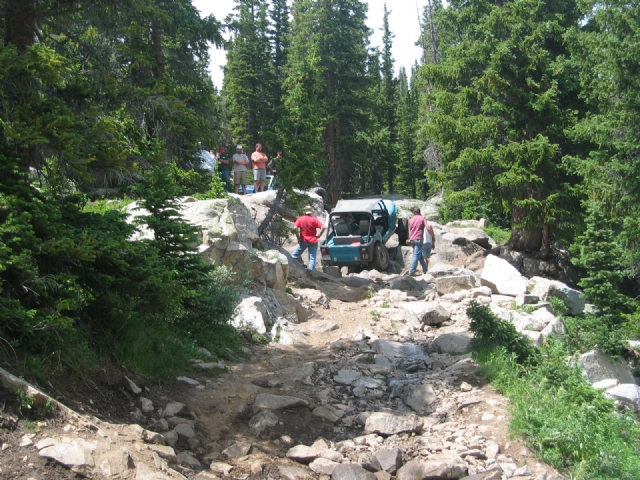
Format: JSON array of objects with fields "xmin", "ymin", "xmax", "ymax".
[
  {"xmin": 483, "ymin": 225, "xmax": 511, "ymax": 246},
  {"xmin": 83, "ymin": 198, "xmax": 135, "ymax": 214},
  {"xmin": 468, "ymin": 302, "xmax": 640, "ymax": 479}
]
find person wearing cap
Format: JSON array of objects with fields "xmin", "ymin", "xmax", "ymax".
[
  {"xmin": 251, "ymin": 143, "xmax": 269, "ymax": 193},
  {"xmin": 292, "ymin": 207, "xmax": 325, "ymax": 271},
  {"xmin": 215, "ymin": 147, "xmax": 230, "ymax": 190},
  {"xmin": 233, "ymin": 145, "xmax": 250, "ymax": 194}
]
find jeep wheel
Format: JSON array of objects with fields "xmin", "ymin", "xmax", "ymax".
[
  {"xmin": 397, "ymin": 218, "xmax": 409, "ymax": 246},
  {"xmin": 371, "ymin": 243, "xmax": 389, "ymax": 271}
]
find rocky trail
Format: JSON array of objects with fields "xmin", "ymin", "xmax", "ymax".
[{"xmin": 2, "ymin": 191, "xmax": 632, "ymax": 480}]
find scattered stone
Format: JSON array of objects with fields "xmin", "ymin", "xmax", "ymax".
[
  {"xmin": 197, "ymin": 347, "xmax": 212, "ymax": 358},
  {"xmin": 374, "ymin": 448, "xmax": 403, "ymax": 474},
  {"xmin": 39, "ymin": 439, "xmax": 95, "ymax": 469},
  {"xmin": 371, "ymin": 340, "xmax": 426, "ymax": 360},
  {"xmin": 402, "ymin": 384, "xmax": 437, "ymax": 414},
  {"xmin": 210, "ymin": 462, "xmax": 233, "ymax": 476},
  {"xmin": 332, "ymin": 463, "xmax": 377, "ymax": 480},
  {"xmin": 460, "ymin": 382, "xmax": 473, "ymax": 392},
  {"xmin": 334, "ymin": 369, "xmax": 363, "ymax": 386},
  {"xmin": 310, "ymin": 458, "xmax": 340, "ymax": 475},
  {"xmin": 164, "ymin": 430, "xmax": 178, "ymax": 447},
  {"xmin": 222, "ymin": 442, "xmax": 251, "ymax": 459},
  {"xmin": 176, "ymin": 376, "xmax": 200, "ymax": 387},
  {"xmin": 484, "ymin": 442, "xmax": 500, "ymax": 459},
  {"xmin": 140, "ymin": 397, "xmax": 154, "ymax": 415},
  {"xmin": 162, "ymin": 402, "xmax": 185, "ymax": 418},
  {"xmin": 396, "ymin": 455, "xmax": 467, "ymax": 480},
  {"xmin": 149, "ymin": 418, "xmax": 169, "ymax": 432},
  {"xmin": 177, "ymin": 451, "xmax": 201, "ymax": 468},
  {"xmin": 148, "ymin": 444, "xmax": 177, "ymax": 463},
  {"xmin": 527, "ymin": 277, "xmax": 585, "ymax": 315},
  {"xmin": 287, "ymin": 444, "xmax": 320, "ymax": 463},
  {"xmin": 607, "ymin": 384, "xmax": 640, "ymax": 412},
  {"xmin": 249, "ymin": 410, "xmax": 279, "ymax": 435},
  {"xmin": 375, "ymin": 472, "xmax": 392, "ymax": 480},
  {"xmin": 514, "ymin": 465, "xmax": 532, "ymax": 476},
  {"xmin": 435, "ymin": 276, "xmax": 475, "ymax": 295},
  {"xmin": 313, "ymin": 406, "xmax": 340, "ymax": 423},
  {"xmin": 252, "ymin": 394, "xmax": 309, "ymax": 412},
  {"xmin": 460, "ymin": 450, "xmax": 487, "ymax": 460},
  {"xmin": 19, "ymin": 436, "xmax": 33, "ymax": 447},
  {"xmin": 278, "ymin": 464, "xmax": 314, "ymax": 480},
  {"xmin": 358, "ymin": 452, "xmax": 382, "ymax": 472},
  {"xmin": 168, "ymin": 416, "xmax": 195, "ymax": 429},
  {"xmin": 194, "ymin": 362, "xmax": 227, "ymax": 370},
  {"xmin": 432, "ymin": 333, "xmax": 472, "ymax": 354},
  {"xmin": 174, "ymin": 423, "xmax": 196, "ymax": 439},
  {"xmin": 124, "ymin": 376, "xmax": 142, "ymax": 395},
  {"xmin": 364, "ymin": 412, "xmax": 424, "ymax": 436}
]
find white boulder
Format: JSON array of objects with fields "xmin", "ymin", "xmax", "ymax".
[{"xmin": 481, "ymin": 255, "xmax": 527, "ymax": 296}]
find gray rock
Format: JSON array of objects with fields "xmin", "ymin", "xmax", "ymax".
[
  {"xmin": 310, "ymin": 458, "xmax": 340, "ymax": 475},
  {"xmin": 124, "ymin": 376, "xmax": 142, "ymax": 395},
  {"xmin": 364, "ymin": 412, "xmax": 424, "ymax": 436},
  {"xmin": 196, "ymin": 347, "xmax": 212, "ymax": 358},
  {"xmin": 607, "ymin": 384, "xmax": 640, "ymax": 411},
  {"xmin": 279, "ymin": 464, "xmax": 314, "ymax": 480},
  {"xmin": 448, "ymin": 227, "xmax": 493, "ymax": 249},
  {"xmin": 135, "ymin": 462, "xmax": 172, "ymax": 480},
  {"xmin": 148, "ymin": 444, "xmax": 177, "ymax": 463},
  {"xmin": 401, "ymin": 302, "xmax": 451, "ymax": 326},
  {"xmin": 177, "ymin": 451, "xmax": 201, "ymax": 468},
  {"xmin": 359, "ymin": 452, "xmax": 382, "ymax": 472},
  {"xmin": 140, "ymin": 397, "xmax": 154, "ymax": 415},
  {"xmin": 540, "ymin": 317, "xmax": 565, "ymax": 338},
  {"xmin": 222, "ymin": 442, "xmax": 251, "ymax": 459},
  {"xmin": 592, "ymin": 378, "xmax": 619, "ymax": 390},
  {"xmin": 354, "ymin": 377, "xmax": 385, "ymax": 389},
  {"xmin": 252, "ymin": 393, "xmax": 309, "ymax": 412},
  {"xmin": 334, "ymin": 369, "xmax": 363, "ymax": 386},
  {"xmin": 162, "ymin": 402, "xmax": 185, "ymax": 418},
  {"xmin": 527, "ymin": 277, "xmax": 585, "ymax": 316},
  {"xmin": 210, "ymin": 462, "xmax": 234, "ymax": 476},
  {"xmin": 168, "ymin": 416, "xmax": 195, "ymax": 429},
  {"xmin": 375, "ymin": 448, "xmax": 403, "ymax": 474},
  {"xmin": 193, "ymin": 361, "xmax": 226, "ymax": 370},
  {"xmin": 402, "ymin": 384, "xmax": 436, "ymax": 414},
  {"xmin": 432, "ymin": 333, "xmax": 472, "ymax": 354},
  {"xmin": 159, "ymin": 430, "xmax": 176, "ymax": 448},
  {"xmin": 313, "ymin": 406, "xmax": 340, "ymax": 423},
  {"xmin": 232, "ymin": 296, "xmax": 272, "ymax": 334},
  {"xmin": 248, "ymin": 410, "xmax": 279, "ymax": 434},
  {"xmin": 287, "ymin": 444, "xmax": 320, "ymax": 463},
  {"xmin": 396, "ymin": 455, "xmax": 467, "ymax": 480},
  {"xmin": 515, "ymin": 294, "xmax": 539, "ymax": 306},
  {"xmin": 375, "ymin": 355, "xmax": 393, "ymax": 367},
  {"xmin": 174, "ymin": 423, "xmax": 196, "ymax": 439},
  {"xmin": 435, "ymin": 276, "xmax": 475, "ymax": 295},
  {"xmin": 371, "ymin": 339, "xmax": 426, "ymax": 360},
  {"xmin": 332, "ymin": 463, "xmax": 378, "ymax": 480},
  {"xmin": 176, "ymin": 376, "xmax": 200, "ymax": 386},
  {"xmin": 481, "ymin": 255, "xmax": 527, "ymax": 296},
  {"xmin": 39, "ymin": 439, "xmax": 95, "ymax": 469},
  {"xmin": 578, "ymin": 350, "xmax": 635, "ymax": 384}
]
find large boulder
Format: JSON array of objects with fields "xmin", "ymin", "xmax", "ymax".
[
  {"xmin": 577, "ymin": 350, "xmax": 635, "ymax": 384},
  {"xmin": 606, "ymin": 384, "xmax": 640, "ymax": 412},
  {"xmin": 256, "ymin": 250, "xmax": 289, "ymax": 291},
  {"xmin": 447, "ymin": 227, "xmax": 495, "ymax": 249},
  {"xmin": 400, "ymin": 302, "xmax": 451, "ymax": 326},
  {"xmin": 480, "ymin": 255, "xmax": 527, "ymax": 296},
  {"xmin": 396, "ymin": 456, "xmax": 467, "ymax": 480},
  {"xmin": 527, "ymin": 277, "xmax": 585, "ymax": 316},
  {"xmin": 431, "ymin": 333, "xmax": 472, "ymax": 354},
  {"xmin": 232, "ymin": 296, "xmax": 271, "ymax": 334}
]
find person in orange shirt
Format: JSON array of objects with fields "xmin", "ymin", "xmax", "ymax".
[{"xmin": 251, "ymin": 143, "xmax": 269, "ymax": 193}]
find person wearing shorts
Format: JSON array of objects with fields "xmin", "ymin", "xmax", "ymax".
[
  {"xmin": 251, "ymin": 143, "xmax": 269, "ymax": 193},
  {"xmin": 233, "ymin": 145, "xmax": 249, "ymax": 194}
]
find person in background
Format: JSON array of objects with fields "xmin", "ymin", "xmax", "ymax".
[
  {"xmin": 251, "ymin": 143, "xmax": 269, "ymax": 193},
  {"xmin": 267, "ymin": 151, "xmax": 281, "ymax": 175},
  {"xmin": 233, "ymin": 145, "xmax": 249, "ymax": 195},
  {"xmin": 292, "ymin": 207, "xmax": 325, "ymax": 271},
  {"xmin": 406, "ymin": 206, "xmax": 436, "ymax": 276},
  {"xmin": 215, "ymin": 147, "xmax": 230, "ymax": 191}
]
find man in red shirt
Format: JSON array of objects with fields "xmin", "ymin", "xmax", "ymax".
[
  {"xmin": 251, "ymin": 143, "xmax": 269, "ymax": 193},
  {"xmin": 292, "ymin": 207, "xmax": 325, "ymax": 270}
]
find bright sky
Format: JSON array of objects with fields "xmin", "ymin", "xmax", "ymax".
[{"xmin": 192, "ymin": 0, "xmax": 426, "ymax": 90}]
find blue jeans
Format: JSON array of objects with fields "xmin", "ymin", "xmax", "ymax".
[
  {"xmin": 292, "ymin": 242, "xmax": 318, "ymax": 270},
  {"xmin": 410, "ymin": 241, "xmax": 428, "ymax": 274},
  {"xmin": 219, "ymin": 170, "xmax": 230, "ymax": 190}
]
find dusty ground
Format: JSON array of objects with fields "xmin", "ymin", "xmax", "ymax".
[{"xmin": 0, "ymin": 291, "xmax": 560, "ymax": 480}]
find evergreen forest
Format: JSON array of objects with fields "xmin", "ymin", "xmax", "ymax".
[{"xmin": 1, "ymin": 0, "xmax": 640, "ymax": 476}]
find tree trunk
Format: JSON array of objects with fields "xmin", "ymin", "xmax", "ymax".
[
  {"xmin": 541, "ymin": 222, "xmax": 551, "ymax": 260},
  {"xmin": 4, "ymin": 0, "xmax": 36, "ymax": 54},
  {"xmin": 507, "ymin": 206, "xmax": 543, "ymax": 252},
  {"xmin": 149, "ymin": 18, "xmax": 164, "ymax": 79},
  {"xmin": 258, "ymin": 187, "xmax": 285, "ymax": 236}
]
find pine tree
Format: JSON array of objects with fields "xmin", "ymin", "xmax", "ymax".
[
  {"xmin": 282, "ymin": 0, "xmax": 370, "ymax": 204},
  {"xmin": 269, "ymin": 0, "xmax": 290, "ymax": 112},
  {"xmin": 223, "ymin": 0, "xmax": 275, "ymax": 148},
  {"xmin": 380, "ymin": 4, "xmax": 397, "ymax": 193},
  {"xmin": 395, "ymin": 66, "xmax": 420, "ymax": 198},
  {"xmin": 420, "ymin": 0, "xmax": 584, "ymax": 256}
]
